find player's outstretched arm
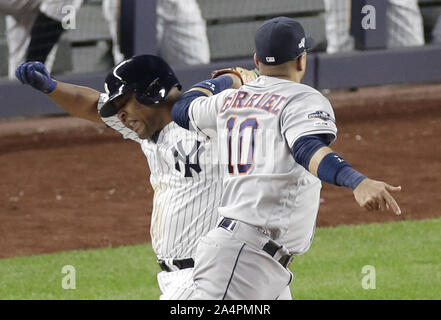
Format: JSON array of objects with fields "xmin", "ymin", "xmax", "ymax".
[
  {"xmin": 15, "ymin": 61, "xmax": 103, "ymax": 124},
  {"xmin": 172, "ymin": 66, "xmax": 258, "ymax": 132},
  {"xmin": 47, "ymin": 81, "xmax": 103, "ymax": 124},
  {"xmin": 292, "ymin": 136, "xmax": 401, "ymax": 215},
  {"xmin": 172, "ymin": 72, "xmax": 243, "ymax": 130},
  {"xmin": 308, "ymin": 145, "xmax": 402, "ymax": 215}
]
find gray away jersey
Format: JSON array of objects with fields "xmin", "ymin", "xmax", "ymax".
[
  {"xmin": 97, "ymin": 94, "xmax": 223, "ymax": 260},
  {"xmin": 189, "ymin": 76, "xmax": 338, "ymax": 255}
]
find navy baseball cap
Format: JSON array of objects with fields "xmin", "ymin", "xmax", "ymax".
[{"xmin": 255, "ymin": 17, "xmax": 314, "ymax": 65}]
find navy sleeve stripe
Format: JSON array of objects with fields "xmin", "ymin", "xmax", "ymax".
[
  {"xmin": 290, "ymin": 134, "xmax": 329, "ymax": 170},
  {"xmin": 171, "ymin": 90, "xmax": 208, "ymax": 129},
  {"xmin": 291, "ymin": 135, "xmax": 366, "ymax": 190}
]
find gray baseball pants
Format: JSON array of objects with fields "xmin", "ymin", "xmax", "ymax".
[{"xmin": 191, "ymin": 219, "xmax": 293, "ymax": 300}]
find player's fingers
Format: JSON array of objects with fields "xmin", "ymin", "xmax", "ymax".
[
  {"xmin": 35, "ymin": 61, "xmax": 45, "ymax": 71},
  {"xmin": 385, "ymin": 184, "xmax": 402, "ymax": 193},
  {"xmin": 383, "ymin": 191, "xmax": 401, "ymax": 215},
  {"xmin": 372, "ymin": 200, "xmax": 380, "ymax": 211},
  {"xmin": 364, "ymin": 201, "xmax": 374, "ymax": 211},
  {"xmin": 382, "ymin": 197, "xmax": 389, "ymax": 211},
  {"xmin": 379, "ymin": 192, "xmax": 390, "ymax": 211},
  {"xmin": 378, "ymin": 196, "xmax": 387, "ymax": 211},
  {"xmin": 16, "ymin": 63, "xmax": 28, "ymax": 84},
  {"xmin": 31, "ymin": 69, "xmax": 46, "ymax": 85},
  {"xmin": 34, "ymin": 62, "xmax": 49, "ymax": 77},
  {"xmin": 28, "ymin": 65, "xmax": 38, "ymax": 86},
  {"xmin": 20, "ymin": 64, "xmax": 31, "ymax": 84}
]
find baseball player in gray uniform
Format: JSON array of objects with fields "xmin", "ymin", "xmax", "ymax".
[
  {"xmin": 171, "ymin": 17, "xmax": 402, "ymax": 299},
  {"xmin": 15, "ymin": 55, "xmax": 227, "ymax": 299}
]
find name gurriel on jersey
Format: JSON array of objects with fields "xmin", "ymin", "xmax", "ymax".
[{"xmin": 220, "ymin": 90, "xmax": 287, "ymax": 115}]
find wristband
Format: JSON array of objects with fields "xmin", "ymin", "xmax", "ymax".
[
  {"xmin": 317, "ymin": 152, "xmax": 366, "ymax": 190},
  {"xmin": 191, "ymin": 75, "xmax": 233, "ymax": 95}
]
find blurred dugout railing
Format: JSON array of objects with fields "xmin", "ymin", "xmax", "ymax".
[
  {"xmin": 200, "ymin": 0, "xmax": 327, "ymax": 61},
  {"xmin": 1, "ymin": 0, "xmax": 441, "ymax": 118}
]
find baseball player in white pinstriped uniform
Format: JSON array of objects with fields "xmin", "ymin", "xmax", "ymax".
[
  {"xmin": 15, "ymin": 55, "xmax": 224, "ymax": 300},
  {"xmin": 172, "ymin": 17, "xmax": 402, "ymax": 299},
  {"xmin": 96, "ymin": 94, "xmax": 223, "ymax": 299}
]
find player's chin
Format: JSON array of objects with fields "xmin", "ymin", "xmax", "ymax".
[{"xmin": 136, "ymin": 125, "xmax": 152, "ymax": 139}]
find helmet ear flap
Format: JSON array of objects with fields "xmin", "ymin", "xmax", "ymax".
[{"xmin": 135, "ymin": 78, "xmax": 167, "ymax": 106}]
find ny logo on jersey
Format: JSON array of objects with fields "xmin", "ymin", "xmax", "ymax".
[{"xmin": 172, "ymin": 140, "xmax": 205, "ymax": 177}]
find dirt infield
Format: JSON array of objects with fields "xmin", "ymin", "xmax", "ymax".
[{"xmin": 1, "ymin": 83, "xmax": 440, "ymax": 258}]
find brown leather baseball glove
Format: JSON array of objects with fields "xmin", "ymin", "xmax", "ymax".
[{"xmin": 211, "ymin": 67, "xmax": 260, "ymax": 85}]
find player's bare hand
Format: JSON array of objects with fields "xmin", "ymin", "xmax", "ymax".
[{"xmin": 353, "ymin": 178, "xmax": 402, "ymax": 215}]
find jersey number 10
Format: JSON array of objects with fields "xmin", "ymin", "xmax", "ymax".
[{"xmin": 226, "ymin": 117, "xmax": 259, "ymax": 174}]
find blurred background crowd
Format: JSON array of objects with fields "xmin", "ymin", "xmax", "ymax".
[{"xmin": 1, "ymin": 0, "xmax": 440, "ymax": 79}]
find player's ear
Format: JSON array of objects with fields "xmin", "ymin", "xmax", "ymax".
[
  {"xmin": 297, "ymin": 53, "xmax": 306, "ymax": 72},
  {"xmin": 253, "ymin": 53, "xmax": 259, "ymax": 68}
]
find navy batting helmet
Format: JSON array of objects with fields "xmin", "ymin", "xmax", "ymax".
[{"xmin": 99, "ymin": 55, "xmax": 181, "ymax": 117}]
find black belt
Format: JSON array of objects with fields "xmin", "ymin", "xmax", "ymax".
[
  {"xmin": 219, "ymin": 218, "xmax": 293, "ymax": 268},
  {"xmin": 158, "ymin": 258, "xmax": 195, "ymax": 272}
]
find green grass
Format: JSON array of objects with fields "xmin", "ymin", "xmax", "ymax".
[
  {"xmin": 1, "ymin": 218, "xmax": 440, "ymax": 300},
  {"xmin": 290, "ymin": 218, "xmax": 441, "ymax": 300},
  {"xmin": 0, "ymin": 245, "xmax": 161, "ymax": 299}
]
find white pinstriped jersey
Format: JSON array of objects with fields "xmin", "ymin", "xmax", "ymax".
[
  {"xmin": 188, "ymin": 76, "xmax": 337, "ymax": 255},
  {"xmin": 97, "ymin": 94, "xmax": 223, "ymax": 260}
]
